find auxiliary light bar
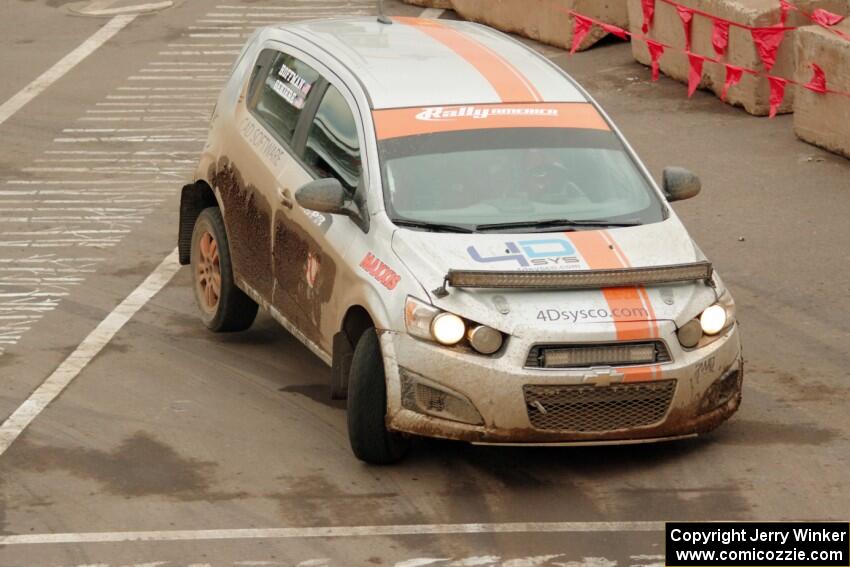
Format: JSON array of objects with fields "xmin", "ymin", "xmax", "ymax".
[{"xmin": 432, "ymin": 262, "xmax": 713, "ymax": 296}]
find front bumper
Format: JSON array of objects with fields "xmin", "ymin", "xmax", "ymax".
[{"xmin": 380, "ymin": 323, "xmax": 743, "ymax": 444}]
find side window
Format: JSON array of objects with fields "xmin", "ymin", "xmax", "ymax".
[
  {"xmin": 248, "ymin": 49, "xmax": 320, "ymax": 146},
  {"xmin": 303, "ymin": 85, "xmax": 363, "ymax": 193}
]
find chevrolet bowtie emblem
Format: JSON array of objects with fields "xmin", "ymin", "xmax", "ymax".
[{"xmin": 582, "ymin": 368, "xmax": 625, "ymax": 386}]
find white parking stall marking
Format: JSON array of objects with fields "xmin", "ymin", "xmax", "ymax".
[
  {"xmin": 0, "ymin": 0, "xmax": 385, "ymax": 397},
  {"xmin": 15, "ymin": 557, "xmax": 627, "ymax": 567},
  {"xmin": 0, "ymin": 256, "xmax": 102, "ymax": 353},
  {"xmin": 629, "ymin": 554, "xmax": 664, "ymax": 567},
  {"xmin": 0, "ymin": 15, "xmax": 135, "ymax": 126},
  {"xmin": 129, "ymin": 75, "xmax": 229, "ymax": 80},
  {"xmin": 0, "ymin": 521, "xmax": 663, "ymax": 545},
  {"xmin": 419, "ymin": 8, "xmax": 445, "ymax": 19},
  {"xmin": 54, "ymin": 136, "xmax": 207, "ymax": 143},
  {"xmin": 168, "ymin": 43, "xmax": 245, "ymax": 48},
  {"xmin": 159, "ymin": 50, "xmax": 242, "ymax": 55},
  {"xmin": 0, "ymin": 248, "xmax": 180, "ymax": 453},
  {"xmin": 6, "ymin": 179, "xmax": 176, "ymax": 184}
]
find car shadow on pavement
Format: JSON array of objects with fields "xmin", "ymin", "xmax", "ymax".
[{"xmin": 409, "ymin": 432, "xmax": 713, "ymax": 474}]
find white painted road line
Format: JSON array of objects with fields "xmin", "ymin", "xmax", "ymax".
[
  {"xmin": 0, "ymin": 15, "xmax": 135, "ymax": 127},
  {"xmin": 420, "ymin": 8, "xmax": 445, "ymax": 19},
  {"xmin": 0, "ymin": 249, "xmax": 180, "ymax": 455},
  {"xmin": 0, "ymin": 521, "xmax": 665, "ymax": 546},
  {"xmin": 79, "ymin": 0, "xmax": 172, "ymax": 16}
]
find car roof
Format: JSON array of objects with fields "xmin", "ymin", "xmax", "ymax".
[{"xmin": 274, "ymin": 17, "xmax": 588, "ymax": 109}]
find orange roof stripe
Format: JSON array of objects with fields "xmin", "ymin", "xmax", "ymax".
[
  {"xmin": 373, "ymin": 102, "xmax": 609, "ymax": 140},
  {"xmin": 393, "ymin": 16, "xmax": 541, "ymax": 103}
]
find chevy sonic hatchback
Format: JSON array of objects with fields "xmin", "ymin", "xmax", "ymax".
[{"xmin": 177, "ymin": 16, "xmax": 743, "ymax": 464}]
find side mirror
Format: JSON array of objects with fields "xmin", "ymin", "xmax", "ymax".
[
  {"xmin": 294, "ymin": 177, "xmax": 369, "ymax": 232},
  {"xmin": 295, "ymin": 178, "xmax": 349, "ymax": 213},
  {"xmin": 662, "ymin": 167, "xmax": 701, "ymax": 202}
]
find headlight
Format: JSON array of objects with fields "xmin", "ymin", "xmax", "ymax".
[
  {"xmin": 404, "ymin": 296, "xmax": 440, "ymax": 341},
  {"xmin": 404, "ymin": 296, "xmax": 503, "ymax": 354},
  {"xmin": 700, "ymin": 304, "xmax": 727, "ymax": 335},
  {"xmin": 468, "ymin": 324, "xmax": 503, "ymax": 354},
  {"xmin": 677, "ymin": 290, "xmax": 736, "ymax": 348},
  {"xmin": 431, "ymin": 313, "xmax": 466, "ymax": 345}
]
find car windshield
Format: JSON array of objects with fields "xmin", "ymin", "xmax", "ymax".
[{"xmin": 378, "ymin": 128, "xmax": 666, "ymax": 230}]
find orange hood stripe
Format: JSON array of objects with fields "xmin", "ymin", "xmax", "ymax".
[
  {"xmin": 568, "ymin": 230, "xmax": 662, "ymax": 382},
  {"xmin": 373, "ymin": 102, "xmax": 609, "ymax": 140},
  {"xmin": 393, "ymin": 17, "xmax": 541, "ymax": 103}
]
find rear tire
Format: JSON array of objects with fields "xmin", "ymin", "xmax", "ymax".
[
  {"xmin": 347, "ymin": 329, "xmax": 410, "ymax": 464},
  {"xmin": 190, "ymin": 207, "xmax": 258, "ymax": 332}
]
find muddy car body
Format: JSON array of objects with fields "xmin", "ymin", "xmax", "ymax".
[{"xmin": 178, "ymin": 16, "xmax": 743, "ymax": 463}]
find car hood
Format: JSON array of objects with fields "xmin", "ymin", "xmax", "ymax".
[{"xmin": 390, "ymin": 219, "xmax": 719, "ymax": 334}]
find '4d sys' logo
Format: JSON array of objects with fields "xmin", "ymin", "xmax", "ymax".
[{"xmin": 468, "ymin": 238, "xmax": 579, "ymax": 268}]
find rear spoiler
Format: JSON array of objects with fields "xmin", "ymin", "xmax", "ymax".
[{"xmin": 431, "ymin": 261, "xmax": 713, "ymax": 297}]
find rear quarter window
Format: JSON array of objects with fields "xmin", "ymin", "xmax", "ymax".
[{"xmin": 248, "ymin": 49, "xmax": 320, "ymax": 146}]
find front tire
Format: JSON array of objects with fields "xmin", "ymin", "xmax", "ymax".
[
  {"xmin": 190, "ymin": 207, "xmax": 258, "ymax": 332},
  {"xmin": 347, "ymin": 329, "xmax": 410, "ymax": 464}
]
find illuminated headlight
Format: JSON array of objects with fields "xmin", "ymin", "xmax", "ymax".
[
  {"xmin": 677, "ymin": 290, "xmax": 736, "ymax": 348},
  {"xmin": 404, "ymin": 296, "xmax": 503, "ymax": 353},
  {"xmin": 431, "ymin": 313, "xmax": 466, "ymax": 345},
  {"xmin": 700, "ymin": 305, "xmax": 727, "ymax": 335}
]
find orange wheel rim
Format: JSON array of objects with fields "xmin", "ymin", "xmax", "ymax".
[{"xmin": 196, "ymin": 230, "xmax": 221, "ymax": 311}]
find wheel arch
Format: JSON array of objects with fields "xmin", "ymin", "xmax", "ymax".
[
  {"xmin": 330, "ymin": 304, "xmax": 377, "ymax": 400},
  {"xmin": 178, "ymin": 180, "xmax": 219, "ymax": 265}
]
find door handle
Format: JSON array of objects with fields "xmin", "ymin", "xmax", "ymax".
[{"xmin": 279, "ymin": 188, "xmax": 293, "ymax": 209}]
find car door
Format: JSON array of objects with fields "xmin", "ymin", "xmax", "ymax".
[
  {"xmin": 216, "ymin": 46, "xmax": 321, "ymax": 302},
  {"xmin": 271, "ymin": 80, "xmax": 366, "ymax": 354}
]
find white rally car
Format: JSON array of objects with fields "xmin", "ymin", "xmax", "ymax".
[{"xmin": 178, "ymin": 16, "xmax": 743, "ymax": 464}]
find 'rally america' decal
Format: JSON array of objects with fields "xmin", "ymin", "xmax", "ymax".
[
  {"xmin": 360, "ymin": 252, "xmax": 401, "ymax": 290},
  {"xmin": 372, "ymin": 103, "xmax": 610, "ymax": 140},
  {"xmin": 416, "ymin": 105, "xmax": 557, "ymax": 121}
]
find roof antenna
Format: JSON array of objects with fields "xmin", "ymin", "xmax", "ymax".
[{"xmin": 377, "ymin": 0, "xmax": 392, "ymax": 24}]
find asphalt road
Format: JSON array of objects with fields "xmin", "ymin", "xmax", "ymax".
[{"xmin": 0, "ymin": 1, "xmax": 848, "ymax": 566}]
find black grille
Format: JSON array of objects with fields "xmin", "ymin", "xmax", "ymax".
[
  {"xmin": 525, "ymin": 341, "xmax": 671, "ymax": 368},
  {"xmin": 523, "ymin": 379, "xmax": 677, "ymax": 432}
]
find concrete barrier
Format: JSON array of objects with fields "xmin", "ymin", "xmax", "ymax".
[
  {"xmin": 794, "ymin": 21, "xmax": 850, "ymax": 158},
  {"xmin": 626, "ymin": 0, "xmax": 849, "ymax": 116},
  {"xmin": 448, "ymin": 0, "xmax": 630, "ymax": 52}
]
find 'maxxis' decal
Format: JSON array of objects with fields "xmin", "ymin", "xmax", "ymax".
[
  {"xmin": 360, "ymin": 252, "xmax": 401, "ymax": 290},
  {"xmin": 373, "ymin": 103, "xmax": 609, "ymax": 140}
]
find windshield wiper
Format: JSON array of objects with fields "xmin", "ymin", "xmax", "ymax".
[
  {"xmin": 392, "ymin": 219, "xmax": 475, "ymax": 233},
  {"xmin": 475, "ymin": 218, "xmax": 642, "ymax": 232}
]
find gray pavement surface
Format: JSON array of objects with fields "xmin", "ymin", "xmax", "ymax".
[{"xmin": 0, "ymin": 1, "xmax": 848, "ymax": 566}]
